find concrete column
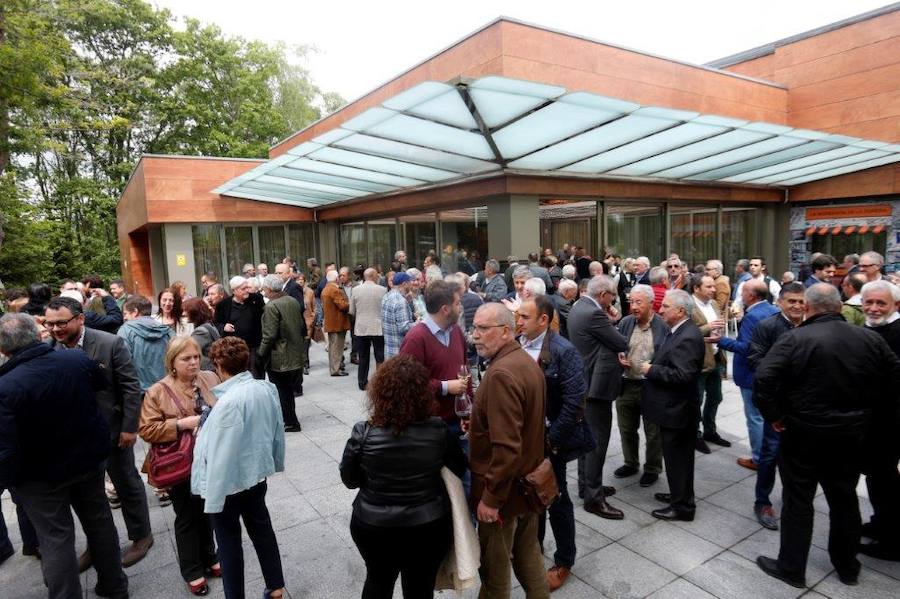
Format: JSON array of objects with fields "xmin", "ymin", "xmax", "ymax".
[
  {"xmin": 759, "ymin": 203, "xmax": 791, "ymax": 277},
  {"xmin": 487, "ymin": 195, "xmax": 540, "ymax": 261},
  {"xmin": 162, "ymin": 224, "xmax": 198, "ymax": 296}
]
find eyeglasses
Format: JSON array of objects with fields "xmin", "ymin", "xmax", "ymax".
[
  {"xmin": 667, "ymin": 265, "xmax": 680, "ymax": 269},
  {"xmin": 44, "ymin": 316, "xmax": 77, "ymax": 329},
  {"xmin": 473, "ymin": 324, "xmax": 507, "ymax": 333},
  {"xmin": 859, "ymin": 263, "xmax": 878, "ymax": 268}
]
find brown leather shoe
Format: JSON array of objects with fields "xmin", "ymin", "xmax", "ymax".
[
  {"xmin": 584, "ymin": 500, "xmax": 624, "ymax": 520},
  {"xmin": 78, "ymin": 549, "xmax": 92, "ymax": 573},
  {"xmin": 547, "ymin": 565, "xmax": 571, "ymax": 592},
  {"xmin": 122, "ymin": 534, "xmax": 154, "ymax": 567},
  {"xmin": 737, "ymin": 457, "xmax": 758, "ymax": 471}
]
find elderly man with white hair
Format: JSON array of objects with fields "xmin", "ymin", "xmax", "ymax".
[
  {"xmin": 859, "ymin": 251, "xmax": 885, "ymax": 282},
  {"xmin": 350, "ymin": 268, "xmax": 387, "ymax": 390},
  {"xmin": 561, "ymin": 263, "xmax": 577, "ymax": 281},
  {"xmin": 634, "ymin": 256, "xmax": 652, "ymax": 285},
  {"xmin": 213, "ymin": 275, "xmax": 266, "ymax": 378},
  {"xmin": 859, "ymin": 279, "xmax": 900, "ymax": 561},
  {"xmin": 555, "ymin": 278, "xmax": 579, "ymax": 338},
  {"xmin": 479, "ymin": 259, "xmax": 508, "ymax": 303}
]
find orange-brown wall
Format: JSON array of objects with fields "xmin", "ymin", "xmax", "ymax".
[
  {"xmin": 723, "ymin": 9, "xmax": 900, "ymax": 142},
  {"xmin": 790, "ymin": 162, "xmax": 900, "ymax": 202},
  {"xmin": 271, "ymin": 19, "xmax": 788, "ymax": 158}
]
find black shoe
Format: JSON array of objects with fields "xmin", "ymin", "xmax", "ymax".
[
  {"xmin": 654, "ymin": 492, "xmax": 672, "ymax": 503},
  {"xmin": 303, "ymin": 366, "xmax": 310, "ymax": 375},
  {"xmin": 294, "ymin": 388, "xmax": 303, "ymax": 397},
  {"xmin": 331, "ymin": 372, "xmax": 349, "ymax": 377},
  {"xmin": 860, "ymin": 521, "xmax": 878, "ymax": 540},
  {"xmin": 858, "ymin": 541, "xmax": 900, "ymax": 562},
  {"xmin": 837, "ymin": 570, "xmax": 859, "ymax": 586},
  {"xmin": 583, "ymin": 500, "xmax": 624, "ymax": 520},
  {"xmin": 603, "ymin": 485, "xmax": 616, "ymax": 497},
  {"xmin": 284, "ymin": 424, "xmax": 303, "ymax": 433},
  {"xmin": 577, "ymin": 487, "xmax": 584, "ymax": 500},
  {"xmin": 639, "ymin": 472, "xmax": 659, "ymax": 487},
  {"xmin": 0, "ymin": 544, "xmax": 13, "ymax": 566},
  {"xmin": 614, "ymin": 465, "xmax": 639, "ymax": 478},
  {"xmin": 755, "ymin": 556, "xmax": 806, "ymax": 588},
  {"xmin": 651, "ymin": 507, "xmax": 694, "ymax": 521},
  {"xmin": 22, "ymin": 545, "xmax": 41, "ymax": 560},
  {"xmin": 358, "ymin": 383, "xmax": 367, "ymax": 391},
  {"xmin": 350, "ymin": 355, "xmax": 359, "ymax": 365},
  {"xmin": 695, "ymin": 438, "xmax": 711, "ymax": 454},
  {"xmin": 703, "ymin": 432, "xmax": 732, "ymax": 448}
]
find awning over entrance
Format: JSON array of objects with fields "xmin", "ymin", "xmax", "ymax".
[{"xmin": 213, "ymin": 76, "xmax": 900, "ymax": 208}]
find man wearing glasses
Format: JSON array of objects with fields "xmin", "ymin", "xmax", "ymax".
[
  {"xmin": 859, "ymin": 251, "xmax": 885, "ymax": 282},
  {"xmin": 44, "ymin": 296, "xmax": 154, "ymax": 571}
]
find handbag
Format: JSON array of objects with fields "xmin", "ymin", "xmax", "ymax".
[
  {"xmin": 518, "ymin": 457, "xmax": 559, "ymax": 513},
  {"xmin": 147, "ymin": 383, "xmax": 195, "ymax": 489},
  {"xmin": 554, "ymin": 415, "xmax": 597, "ymax": 463}
]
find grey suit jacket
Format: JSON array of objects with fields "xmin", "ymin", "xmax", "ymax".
[
  {"xmin": 349, "ymin": 281, "xmax": 387, "ymax": 337},
  {"xmin": 78, "ymin": 327, "xmax": 143, "ymax": 437},
  {"xmin": 567, "ymin": 297, "xmax": 629, "ymax": 401}
]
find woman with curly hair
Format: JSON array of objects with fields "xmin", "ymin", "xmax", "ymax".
[
  {"xmin": 156, "ymin": 287, "xmax": 193, "ymax": 335},
  {"xmin": 340, "ymin": 354, "xmax": 466, "ymax": 598}
]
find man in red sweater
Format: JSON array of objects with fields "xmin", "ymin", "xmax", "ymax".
[{"xmin": 399, "ymin": 280, "xmax": 469, "ymax": 425}]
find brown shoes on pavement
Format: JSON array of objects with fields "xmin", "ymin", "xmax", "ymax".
[
  {"xmin": 547, "ymin": 565, "xmax": 571, "ymax": 592},
  {"xmin": 737, "ymin": 457, "xmax": 758, "ymax": 471},
  {"xmin": 122, "ymin": 535, "xmax": 154, "ymax": 567},
  {"xmin": 584, "ymin": 500, "xmax": 624, "ymax": 520}
]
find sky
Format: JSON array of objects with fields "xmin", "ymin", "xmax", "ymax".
[{"xmin": 151, "ymin": 0, "xmax": 892, "ymax": 103}]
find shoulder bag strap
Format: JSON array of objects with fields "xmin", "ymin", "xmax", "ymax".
[{"xmin": 160, "ymin": 382, "xmax": 191, "ymax": 418}]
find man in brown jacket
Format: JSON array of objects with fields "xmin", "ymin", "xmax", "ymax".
[
  {"xmin": 469, "ymin": 302, "xmax": 549, "ymax": 599},
  {"xmin": 321, "ymin": 270, "xmax": 350, "ymax": 376}
]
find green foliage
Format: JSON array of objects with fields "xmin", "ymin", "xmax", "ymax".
[{"xmin": 0, "ymin": 0, "xmax": 343, "ymax": 288}]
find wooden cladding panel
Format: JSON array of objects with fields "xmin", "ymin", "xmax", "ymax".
[
  {"xmin": 771, "ymin": 36, "xmax": 900, "ymax": 89},
  {"xmin": 789, "ymin": 163, "xmax": 900, "ymax": 201},
  {"xmin": 789, "ymin": 62, "xmax": 900, "ymax": 112},
  {"xmin": 775, "ymin": 10, "xmax": 900, "ymax": 69},
  {"xmin": 725, "ymin": 54, "xmax": 777, "ymax": 80}
]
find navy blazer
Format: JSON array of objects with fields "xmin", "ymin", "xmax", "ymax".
[
  {"xmin": 567, "ymin": 297, "xmax": 628, "ymax": 401},
  {"xmin": 642, "ymin": 319, "xmax": 705, "ymax": 429}
]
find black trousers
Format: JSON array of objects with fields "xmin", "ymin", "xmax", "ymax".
[
  {"xmin": 15, "ymin": 467, "xmax": 128, "ymax": 599},
  {"xmin": 248, "ymin": 346, "xmax": 264, "ymax": 380},
  {"xmin": 350, "ymin": 514, "xmax": 452, "ymax": 599},
  {"xmin": 106, "ymin": 440, "xmax": 152, "ymax": 541},
  {"xmin": 538, "ymin": 454, "xmax": 576, "ymax": 568},
  {"xmin": 578, "ymin": 399, "xmax": 613, "ymax": 505},
  {"xmin": 660, "ymin": 425, "xmax": 696, "ymax": 514},
  {"xmin": 1, "ymin": 488, "xmax": 39, "ymax": 550},
  {"xmin": 864, "ymin": 431, "xmax": 900, "ymax": 548},
  {"xmin": 268, "ymin": 369, "xmax": 301, "ymax": 427},
  {"xmin": 777, "ymin": 428, "xmax": 862, "ymax": 578},
  {"xmin": 211, "ymin": 482, "xmax": 284, "ymax": 599},
  {"xmin": 168, "ymin": 481, "xmax": 217, "ymax": 582},
  {"xmin": 356, "ymin": 335, "xmax": 385, "ymax": 388}
]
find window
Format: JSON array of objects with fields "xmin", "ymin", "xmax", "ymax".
[
  {"xmin": 439, "ymin": 207, "xmax": 488, "ymax": 274},
  {"xmin": 722, "ymin": 208, "xmax": 759, "ymax": 274},
  {"xmin": 607, "ymin": 204, "xmax": 663, "ymax": 264},
  {"xmin": 224, "ymin": 226, "xmax": 253, "ymax": 279},
  {"xmin": 399, "ymin": 213, "xmax": 437, "ymax": 269},
  {"xmin": 192, "ymin": 225, "xmax": 223, "ymax": 292},
  {"xmin": 539, "ymin": 200, "xmax": 597, "ymax": 257},
  {"xmin": 670, "ymin": 206, "xmax": 717, "ymax": 268},
  {"xmin": 339, "ymin": 222, "xmax": 367, "ymax": 269},
  {"xmin": 258, "ymin": 225, "xmax": 286, "ymax": 272},
  {"xmin": 288, "ymin": 223, "xmax": 317, "ymax": 274},
  {"xmin": 367, "ymin": 220, "xmax": 397, "ymax": 272}
]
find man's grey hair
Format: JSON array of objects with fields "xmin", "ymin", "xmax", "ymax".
[
  {"xmin": 736, "ymin": 258, "xmax": 750, "ymax": 271},
  {"xmin": 706, "ymin": 259, "xmax": 723, "ymax": 272},
  {"xmin": 561, "ymin": 264, "xmax": 576, "ymax": 279},
  {"xmin": 477, "ymin": 302, "xmax": 515, "ymax": 329},
  {"xmin": 588, "ymin": 261, "xmax": 604, "ymax": 276},
  {"xmin": 326, "ymin": 270, "xmax": 339, "ymax": 282},
  {"xmin": 394, "ymin": 250, "xmax": 406, "ymax": 260},
  {"xmin": 261, "ymin": 274, "xmax": 284, "ymax": 293},
  {"xmin": 630, "ymin": 284, "xmax": 655, "ymax": 304},
  {"xmin": 241, "ymin": 263, "xmax": 254, "ymax": 272},
  {"xmin": 586, "ymin": 275, "xmax": 616, "ymax": 298},
  {"xmin": 843, "ymin": 253, "xmax": 859, "ymax": 266},
  {"xmin": 364, "ymin": 268, "xmax": 378, "ymax": 281},
  {"xmin": 485, "ymin": 259, "xmax": 500, "ymax": 273},
  {"xmin": 861, "ymin": 280, "xmax": 900, "ymax": 303},
  {"xmin": 636, "ymin": 256, "xmax": 650, "ymax": 268},
  {"xmin": 208, "ymin": 283, "xmax": 225, "ymax": 297},
  {"xmin": 805, "ymin": 283, "xmax": 842, "ymax": 314},
  {"xmin": 524, "ymin": 277, "xmax": 546, "ymax": 296},
  {"xmin": 406, "ymin": 267, "xmax": 422, "ymax": 279},
  {"xmin": 229, "ymin": 276, "xmax": 246, "ymax": 290},
  {"xmin": 0, "ymin": 313, "xmax": 41, "ymax": 355},
  {"xmin": 558, "ymin": 279, "xmax": 577, "ymax": 295},
  {"xmin": 648, "ymin": 266, "xmax": 667, "ymax": 285},
  {"xmin": 513, "ymin": 265, "xmax": 532, "ymax": 281},
  {"xmin": 665, "ymin": 289, "xmax": 694, "ymax": 317},
  {"xmin": 861, "ymin": 251, "xmax": 885, "ymax": 266},
  {"xmin": 444, "ymin": 273, "xmax": 467, "ymax": 292}
]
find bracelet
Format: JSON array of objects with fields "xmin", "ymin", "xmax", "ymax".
[{"xmin": 175, "ymin": 419, "xmax": 180, "ymax": 433}]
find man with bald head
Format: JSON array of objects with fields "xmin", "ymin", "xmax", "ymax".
[
  {"xmin": 753, "ymin": 283, "xmax": 900, "ymax": 587},
  {"xmin": 716, "ymin": 279, "xmax": 779, "ymax": 470},
  {"xmin": 349, "ymin": 268, "xmax": 387, "ymax": 390}
]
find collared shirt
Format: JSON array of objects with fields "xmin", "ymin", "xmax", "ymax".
[
  {"xmin": 624, "ymin": 319, "xmax": 654, "ymax": 380},
  {"xmin": 423, "ymin": 315, "xmax": 455, "ymax": 396},
  {"xmin": 583, "ymin": 295, "xmax": 602, "ymax": 310},
  {"xmin": 693, "ymin": 295, "xmax": 719, "ymax": 352},
  {"xmin": 519, "ymin": 330, "xmax": 547, "ymax": 362},
  {"xmin": 55, "ymin": 326, "xmax": 86, "ymax": 351},
  {"xmin": 381, "ymin": 289, "xmax": 415, "ymax": 359},
  {"xmin": 670, "ymin": 318, "xmax": 689, "ymax": 335}
]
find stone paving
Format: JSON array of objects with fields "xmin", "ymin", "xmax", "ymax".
[{"xmin": 2, "ymin": 345, "xmax": 899, "ymax": 599}]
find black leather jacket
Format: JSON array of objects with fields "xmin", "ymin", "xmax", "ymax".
[{"xmin": 339, "ymin": 417, "xmax": 466, "ymax": 527}]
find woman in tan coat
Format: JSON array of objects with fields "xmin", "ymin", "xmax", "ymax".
[{"xmin": 139, "ymin": 336, "xmax": 220, "ymax": 596}]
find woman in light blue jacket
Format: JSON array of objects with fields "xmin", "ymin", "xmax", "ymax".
[{"xmin": 191, "ymin": 337, "xmax": 286, "ymax": 599}]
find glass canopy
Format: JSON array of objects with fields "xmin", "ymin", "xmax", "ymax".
[{"xmin": 214, "ymin": 76, "xmax": 900, "ymax": 208}]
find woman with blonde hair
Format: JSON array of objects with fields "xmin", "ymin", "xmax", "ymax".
[{"xmin": 139, "ymin": 336, "xmax": 220, "ymax": 596}]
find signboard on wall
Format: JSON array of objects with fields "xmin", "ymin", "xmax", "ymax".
[
  {"xmin": 175, "ymin": 253, "xmax": 187, "ymax": 267},
  {"xmin": 806, "ymin": 205, "xmax": 892, "ymax": 220}
]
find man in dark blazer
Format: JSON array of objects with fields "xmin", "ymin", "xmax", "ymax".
[
  {"xmin": 639, "ymin": 289, "xmax": 705, "ymax": 521},
  {"xmin": 44, "ymin": 296, "xmax": 153, "ymax": 568},
  {"xmin": 568, "ymin": 275, "xmax": 629, "ymax": 520}
]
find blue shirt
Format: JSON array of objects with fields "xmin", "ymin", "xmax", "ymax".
[
  {"xmin": 424, "ymin": 315, "xmax": 454, "ymax": 395},
  {"xmin": 381, "ymin": 289, "xmax": 415, "ymax": 359}
]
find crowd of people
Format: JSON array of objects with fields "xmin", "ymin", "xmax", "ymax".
[{"xmin": 0, "ymin": 244, "xmax": 898, "ymax": 598}]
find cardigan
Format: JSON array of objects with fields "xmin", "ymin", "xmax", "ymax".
[{"xmin": 399, "ymin": 321, "xmax": 468, "ymax": 422}]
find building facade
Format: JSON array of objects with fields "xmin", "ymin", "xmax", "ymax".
[{"xmin": 118, "ymin": 6, "xmax": 900, "ymax": 297}]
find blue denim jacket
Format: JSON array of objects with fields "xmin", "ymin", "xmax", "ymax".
[{"xmin": 191, "ymin": 371, "xmax": 285, "ymax": 513}]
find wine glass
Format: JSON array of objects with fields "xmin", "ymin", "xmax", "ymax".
[{"xmin": 455, "ymin": 393, "xmax": 472, "ymax": 440}]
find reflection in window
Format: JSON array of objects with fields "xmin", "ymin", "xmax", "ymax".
[
  {"xmin": 258, "ymin": 226, "xmax": 286, "ymax": 271},
  {"xmin": 670, "ymin": 208, "xmax": 717, "ymax": 268},
  {"xmin": 722, "ymin": 209, "xmax": 759, "ymax": 274},
  {"xmin": 539, "ymin": 201, "xmax": 596, "ymax": 257},
  {"xmin": 439, "ymin": 207, "xmax": 488, "ymax": 274},
  {"xmin": 340, "ymin": 223, "xmax": 367, "ymax": 270},
  {"xmin": 607, "ymin": 205, "xmax": 663, "ymax": 264},
  {"xmin": 288, "ymin": 224, "xmax": 317, "ymax": 274},
  {"xmin": 192, "ymin": 225, "xmax": 222, "ymax": 292},
  {"xmin": 224, "ymin": 226, "xmax": 253, "ymax": 279},
  {"xmin": 367, "ymin": 220, "xmax": 397, "ymax": 272},
  {"xmin": 400, "ymin": 214, "xmax": 436, "ymax": 270}
]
